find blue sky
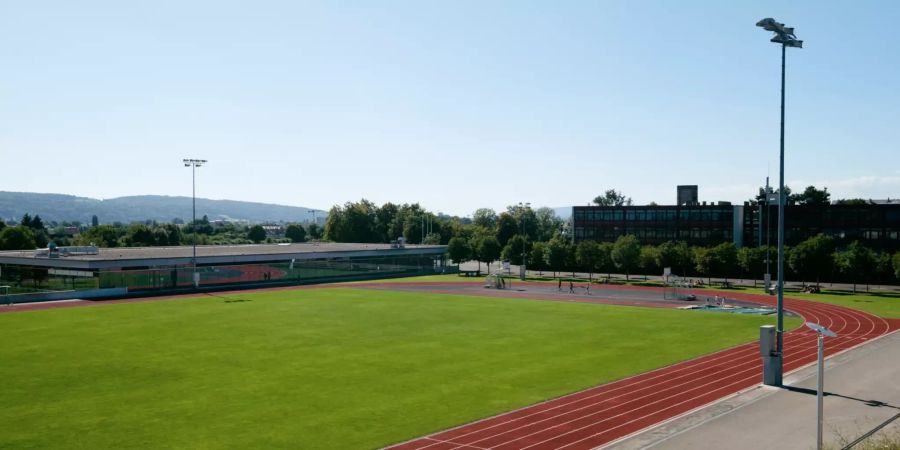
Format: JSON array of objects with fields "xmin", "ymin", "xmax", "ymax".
[{"xmin": 2, "ymin": 1, "xmax": 898, "ymax": 217}]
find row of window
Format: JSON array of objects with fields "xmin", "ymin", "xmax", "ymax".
[
  {"xmin": 575, "ymin": 209, "xmax": 733, "ymax": 222},
  {"xmin": 574, "ymin": 227, "xmax": 733, "ymax": 241}
]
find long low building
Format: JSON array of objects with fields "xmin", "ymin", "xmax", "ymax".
[{"xmin": 0, "ymin": 242, "xmax": 448, "ymax": 303}]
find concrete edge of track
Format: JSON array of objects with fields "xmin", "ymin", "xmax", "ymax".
[{"xmin": 598, "ymin": 328, "xmax": 900, "ymax": 450}]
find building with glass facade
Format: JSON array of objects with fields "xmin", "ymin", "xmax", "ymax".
[{"xmin": 573, "ymin": 203, "xmax": 900, "ymax": 251}]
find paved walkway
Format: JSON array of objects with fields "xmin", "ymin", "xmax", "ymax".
[{"xmin": 607, "ymin": 330, "xmax": 900, "ymax": 450}]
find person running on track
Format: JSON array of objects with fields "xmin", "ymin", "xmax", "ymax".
[{"xmin": 568, "ymin": 281, "xmax": 574, "ymax": 294}]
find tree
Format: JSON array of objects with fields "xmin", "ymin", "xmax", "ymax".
[
  {"xmin": 788, "ymin": 234, "xmax": 835, "ymax": 287},
  {"xmin": 472, "ymin": 208, "xmax": 497, "ymax": 229},
  {"xmin": 248, "ymin": 225, "xmax": 266, "ymax": 243},
  {"xmin": 0, "ymin": 226, "xmax": 37, "ymax": 250},
  {"xmin": 495, "ymin": 213, "xmax": 518, "ymax": 247},
  {"xmin": 752, "ymin": 185, "xmax": 793, "ymax": 205},
  {"xmin": 447, "ymin": 237, "xmax": 471, "ymax": 267},
  {"xmin": 534, "ymin": 207, "xmax": 564, "ymax": 242},
  {"xmin": 423, "ymin": 232, "xmax": 441, "ymax": 245},
  {"xmin": 893, "ymin": 252, "xmax": 900, "ymax": 281},
  {"xmin": 529, "ymin": 241, "xmax": 548, "ymax": 274},
  {"xmin": 597, "ymin": 242, "xmax": 614, "ymax": 279},
  {"xmin": 709, "ymin": 243, "xmax": 738, "ymax": 283},
  {"xmin": 476, "ymin": 236, "xmax": 501, "ymax": 273},
  {"xmin": 546, "ymin": 237, "xmax": 569, "ymax": 278},
  {"xmin": 593, "ymin": 189, "xmax": 632, "ymax": 207},
  {"xmin": 74, "ymin": 225, "xmax": 121, "ymax": 247},
  {"xmin": 737, "ymin": 246, "xmax": 767, "ymax": 285},
  {"xmin": 639, "ymin": 246, "xmax": 661, "ymax": 279},
  {"xmin": 124, "ymin": 224, "xmax": 156, "ymax": 247},
  {"xmin": 656, "ymin": 241, "xmax": 693, "ymax": 277},
  {"xmin": 575, "ymin": 240, "xmax": 601, "ymax": 281},
  {"xmin": 307, "ymin": 223, "xmax": 323, "ymax": 240},
  {"xmin": 611, "ymin": 234, "xmax": 640, "ymax": 280},
  {"xmin": 838, "ymin": 241, "xmax": 877, "ymax": 293},
  {"xmin": 501, "ymin": 235, "xmax": 530, "ymax": 266},
  {"xmin": 793, "ymin": 185, "xmax": 831, "ymax": 206},
  {"xmin": 694, "ymin": 247, "xmax": 712, "ymax": 283},
  {"xmin": 0, "ymin": 221, "xmax": 5, "ymax": 232},
  {"xmin": 285, "ymin": 224, "xmax": 307, "ymax": 243},
  {"xmin": 834, "ymin": 198, "xmax": 869, "ymax": 206}
]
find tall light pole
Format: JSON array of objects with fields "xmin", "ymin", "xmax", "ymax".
[
  {"xmin": 757, "ymin": 18, "xmax": 802, "ymax": 386},
  {"xmin": 519, "ymin": 202, "xmax": 530, "ymax": 280},
  {"xmin": 183, "ymin": 158, "xmax": 207, "ymax": 288}
]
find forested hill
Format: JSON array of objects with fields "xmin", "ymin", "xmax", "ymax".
[{"xmin": 0, "ymin": 191, "xmax": 325, "ymax": 224}]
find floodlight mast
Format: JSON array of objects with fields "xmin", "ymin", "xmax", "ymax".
[
  {"xmin": 757, "ymin": 18, "xmax": 801, "ymax": 386},
  {"xmin": 183, "ymin": 158, "xmax": 207, "ymax": 288}
]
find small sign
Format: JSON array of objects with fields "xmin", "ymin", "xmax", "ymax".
[{"xmin": 663, "ymin": 267, "xmax": 672, "ymax": 277}]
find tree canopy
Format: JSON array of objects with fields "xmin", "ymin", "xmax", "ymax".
[{"xmin": 593, "ymin": 189, "xmax": 633, "ymax": 207}]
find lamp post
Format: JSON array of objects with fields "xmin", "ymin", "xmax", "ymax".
[
  {"xmin": 806, "ymin": 322, "xmax": 837, "ymax": 450},
  {"xmin": 519, "ymin": 202, "xmax": 530, "ymax": 280},
  {"xmin": 756, "ymin": 17, "xmax": 801, "ymax": 386},
  {"xmin": 183, "ymin": 158, "xmax": 207, "ymax": 288}
]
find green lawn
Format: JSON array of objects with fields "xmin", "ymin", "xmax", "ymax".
[{"xmin": 1, "ymin": 288, "xmax": 797, "ymax": 449}]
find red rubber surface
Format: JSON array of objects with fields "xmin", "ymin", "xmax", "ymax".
[{"xmin": 384, "ymin": 284, "xmax": 900, "ymax": 450}]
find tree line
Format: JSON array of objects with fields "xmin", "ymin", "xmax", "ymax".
[
  {"xmin": 449, "ymin": 233, "xmax": 900, "ymax": 291},
  {"xmin": 0, "ymin": 214, "xmax": 325, "ymax": 250}
]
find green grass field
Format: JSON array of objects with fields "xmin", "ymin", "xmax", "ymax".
[{"xmin": 1, "ymin": 287, "xmax": 797, "ymax": 449}]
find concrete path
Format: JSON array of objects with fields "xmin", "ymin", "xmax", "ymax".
[{"xmin": 605, "ymin": 330, "xmax": 900, "ymax": 450}]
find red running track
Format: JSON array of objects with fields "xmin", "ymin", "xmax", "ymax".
[{"xmin": 386, "ymin": 286, "xmax": 900, "ymax": 450}]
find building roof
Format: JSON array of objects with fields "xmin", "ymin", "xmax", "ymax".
[{"xmin": 0, "ymin": 243, "xmax": 446, "ymax": 270}]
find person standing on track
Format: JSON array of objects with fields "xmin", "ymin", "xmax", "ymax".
[
  {"xmin": 558, "ymin": 279, "xmax": 562, "ymax": 291},
  {"xmin": 568, "ymin": 281, "xmax": 574, "ymax": 294}
]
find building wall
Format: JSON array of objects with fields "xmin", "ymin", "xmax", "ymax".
[
  {"xmin": 573, "ymin": 203, "xmax": 900, "ymax": 251},
  {"xmin": 572, "ymin": 205, "xmax": 736, "ymax": 247}
]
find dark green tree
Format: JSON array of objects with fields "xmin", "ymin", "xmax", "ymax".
[
  {"xmin": 575, "ymin": 240, "xmax": 601, "ymax": 281},
  {"xmin": 247, "ymin": 225, "xmax": 267, "ymax": 243},
  {"xmin": 893, "ymin": 251, "xmax": 900, "ymax": 281},
  {"xmin": 447, "ymin": 237, "xmax": 471, "ymax": 267},
  {"xmin": 534, "ymin": 207, "xmax": 564, "ymax": 242},
  {"xmin": 285, "ymin": 224, "xmax": 307, "ymax": 243},
  {"xmin": 838, "ymin": 241, "xmax": 877, "ymax": 293},
  {"xmin": 792, "ymin": 185, "xmax": 831, "ymax": 206},
  {"xmin": 546, "ymin": 237, "xmax": 569, "ymax": 278},
  {"xmin": 611, "ymin": 234, "xmax": 641, "ymax": 280},
  {"xmin": 593, "ymin": 189, "xmax": 632, "ymax": 206},
  {"xmin": 476, "ymin": 235, "xmax": 502, "ymax": 273},
  {"xmin": 529, "ymin": 241, "xmax": 548, "ymax": 274},
  {"xmin": 501, "ymin": 235, "xmax": 530, "ymax": 266},
  {"xmin": 639, "ymin": 245, "xmax": 661, "ymax": 278},
  {"xmin": 788, "ymin": 234, "xmax": 835, "ymax": 287},
  {"xmin": 495, "ymin": 213, "xmax": 518, "ymax": 247},
  {"xmin": 0, "ymin": 226, "xmax": 37, "ymax": 250}
]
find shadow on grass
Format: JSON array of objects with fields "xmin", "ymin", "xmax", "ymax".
[{"xmin": 204, "ymin": 293, "xmax": 253, "ymax": 303}]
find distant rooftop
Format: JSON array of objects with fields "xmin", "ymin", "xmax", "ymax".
[{"xmin": 0, "ymin": 242, "xmax": 446, "ymax": 269}]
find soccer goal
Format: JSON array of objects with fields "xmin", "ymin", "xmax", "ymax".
[
  {"xmin": 664, "ymin": 277, "xmax": 696, "ymax": 301},
  {"xmin": 484, "ymin": 274, "xmax": 506, "ymax": 289}
]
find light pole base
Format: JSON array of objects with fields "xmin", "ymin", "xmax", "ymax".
[{"xmin": 763, "ymin": 354, "xmax": 783, "ymax": 386}]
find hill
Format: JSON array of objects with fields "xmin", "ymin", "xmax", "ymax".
[{"xmin": 0, "ymin": 191, "xmax": 325, "ymax": 224}]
